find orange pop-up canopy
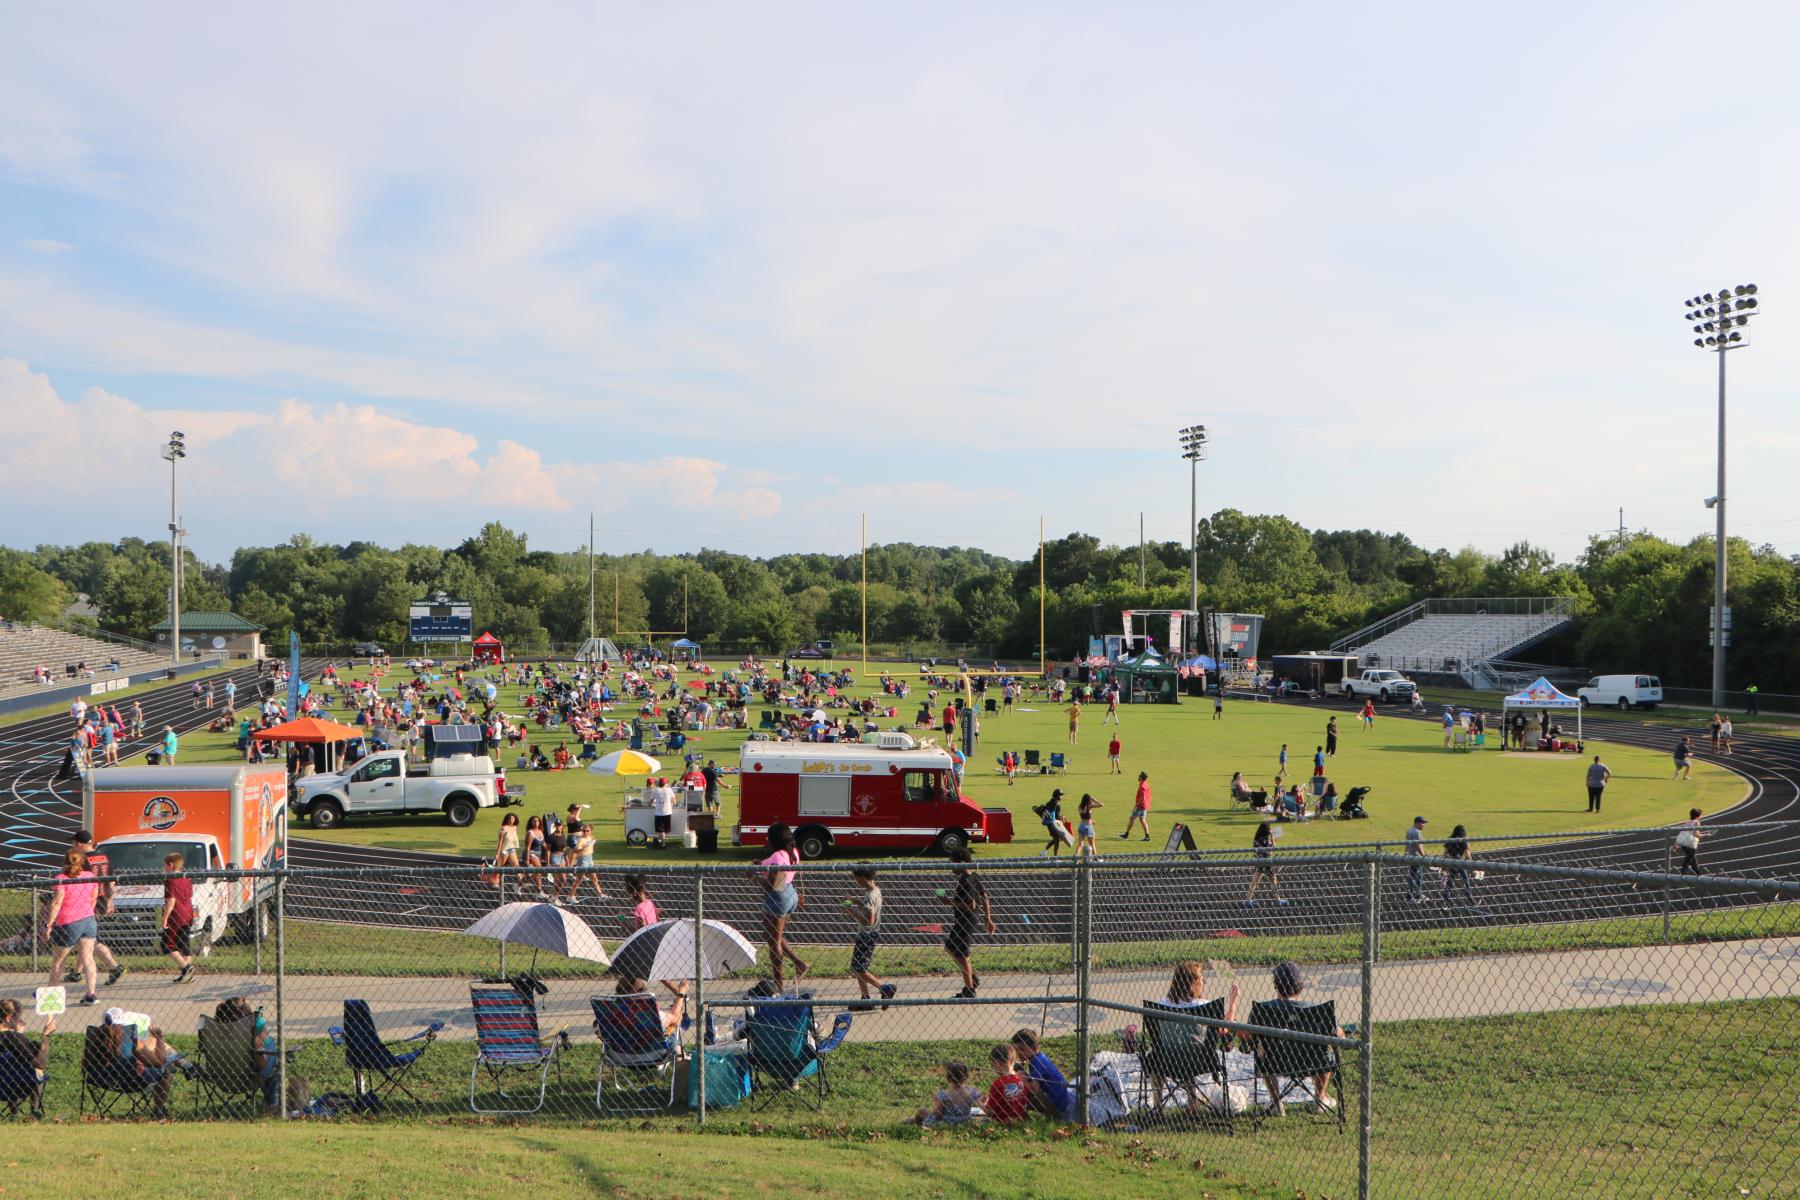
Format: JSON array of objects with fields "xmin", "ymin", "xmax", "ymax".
[{"xmin": 253, "ymin": 716, "xmax": 362, "ymax": 743}]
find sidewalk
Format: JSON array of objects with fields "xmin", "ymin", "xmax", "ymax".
[{"xmin": 6, "ymin": 937, "xmax": 1794, "ymax": 1045}]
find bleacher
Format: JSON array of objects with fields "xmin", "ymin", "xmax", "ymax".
[
  {"xmin": 0, "ymin": 621, "xmax": 173, "ymax": 696},
  {"xmin": 1332, "ymin": 598, "xmax": 1575, "ymax": 678}
]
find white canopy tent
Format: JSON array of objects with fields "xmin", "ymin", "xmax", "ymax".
[{"xmin": 1501, "ymin": 676, "xmax": 1582, "ymax": 746}]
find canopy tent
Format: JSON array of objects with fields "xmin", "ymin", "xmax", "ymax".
[
  {"xmin": 1114, "ymin": 653, "xmax": 1181, "ymax": 705},
  {"xmin": 1501, "ymin": 676, "xmax": 1582, "ymax": 745},
  {"xmin": 472, "ymin": 631, "xmax": 504, "ymax": 664},
  {"xmin": 576, "ymin": 636, "xmax": 622, "ymax": 665},
  {"xmin": 671, "ymin": 637, "xmax": 701, "ymax": 651},
  {"xmin": 253, "ymin": 715, "xmax": 364, "ymax": 774}
]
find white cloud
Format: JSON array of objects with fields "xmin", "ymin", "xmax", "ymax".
[{"xmin": 21, "ymin": 238, "xmax": 71, "ymax": 256}]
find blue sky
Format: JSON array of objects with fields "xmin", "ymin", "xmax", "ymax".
[{"xmin": 3, "ymin": 2, "xmax": 1799, "ymax": 565}]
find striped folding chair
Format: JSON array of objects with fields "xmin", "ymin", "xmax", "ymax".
[
  {"xmin": 590, "ymin": 993, "xmax": 680, "ymax": 1115},
  {"xmin": 469, "ymin": 985, "xmax": 564, "ymax": 1115}
]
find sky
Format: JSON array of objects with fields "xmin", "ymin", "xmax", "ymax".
[{"xmin": 4, "ymin": 2, "xmax": 1800, "ymax": 567}]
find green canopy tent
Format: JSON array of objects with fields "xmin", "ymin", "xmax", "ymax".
[{"xmin": 1114, "ymin": 653, "xmax": 1181, "ymax": 704}]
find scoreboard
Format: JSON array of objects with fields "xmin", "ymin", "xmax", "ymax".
[{"xmin": 408, "ymin": 597, "xmax": 473, "ymax": 643}]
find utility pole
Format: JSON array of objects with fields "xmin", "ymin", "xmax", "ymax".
[
  {"xmin": 860, "ymin": 514, "xmax": 868, "ymax": 678},
  {"xmin": 1139, "ymin": 512, "xmax": 1146, "ymax": 588},
  {"xmin": 1617, "ymin": 507, "xmax": 1625, "ymax": 554},
  {"xmin": 1179, "ymin": 426, "xmax": 1208, "ymax": 613},
  {"xmin": 587, "ymin": 513, "xmax": 596, "ymax": 644},
  {"xmin": 162, "ymin": 432, "xmax": 187, "ymax": 664},
  {"xmin": 1038, "ymin": 517, "xmax": 1046, "ymax": 677}
]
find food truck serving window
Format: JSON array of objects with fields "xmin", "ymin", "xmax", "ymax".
[
  {"xmin": 798, "ymin": 776, "xmax": 851, "ymax": 816},
  {"xmin": 903, "ymin": 771, "xmax": 941, "ymax": 803}
]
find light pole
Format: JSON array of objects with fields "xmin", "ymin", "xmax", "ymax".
[
  {"xmin": 1684, "ymin": 284, "xmax": 1759, "ymax": 707},
  {"xmin": 162, "ymin": 431, "xmax": 187, "ymax": 664},
  {"xmin": 1179, "ymin": 425, "xmax": 1208, "ymax": 613}
]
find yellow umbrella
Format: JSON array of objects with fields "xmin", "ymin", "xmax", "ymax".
[{"xmin": 587, "ymin": 749, "xmax": 661, "ymax": 775}]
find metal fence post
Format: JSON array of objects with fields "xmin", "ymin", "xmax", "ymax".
[
  {"xmin": 1360, "ymin": 856, "xmax": 1376, "ymax": 1200},
  {"xmin": 254, "ymin": 884, "xmax": 263, "ymax": 975},
  {"xmin": 694, "ymin": 870, "xmax": 707, "ymax": 1125},
  {"xmin": 274, "ymin": 870, "xmax": 287, "ymax": 1119},
  {"xmin": 1663, "ymin": 839, "xmax": 1673, "ymax": 945},
  {"xmin": 1371, "ymin": 850, "xmax": 1383, "ymax": 963},
  {"xmin": 30, "ymin": 889, "xmax": 40, "ymax": 974},
  {"xmin": 1074, "ymin": 855, "xmax": 1092, "ymax": 1126}
]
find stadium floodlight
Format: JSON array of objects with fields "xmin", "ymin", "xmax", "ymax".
[
  {"xmin": 161, "ymin": 431, "xmax": 188, "ymax": 664},
  {"xmin": 1683, "ymin": 282, "xmax": 1762, "ymax": 707},
  {"xmin": 1178, "ymin": 425, "xmax": 1209, "ymax": 613}
]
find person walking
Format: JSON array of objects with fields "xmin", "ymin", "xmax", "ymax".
[
  {"xmin": 158, "ymin": 851, "xmax": 198, "ymax": 984},
  {"xmin": 44, "ymin": 850, "xmax": 108, "ymax": 1005},
  {"xmin": 1709, "ymin": 713, "xmax": 1723, "ymax": 753},
  {"xmin": 1038, "ymin": 789, "xmax": 1070, "ymax": 857},
  {"xmin": 1312, "ymin": 746, "xmax": 1326, "ymax": 778},
  {"xmin": 753, "ymin": 823, "xmax": 809, "ymax": 992},
  {"xmin": 845, "ymin": 865, "xmax": 896, "ymax": 1010},
  {"xmin": 1673, "ymin": 736, "xmax": 1693, "ymax": 781},
  {"xmin": 223, "ymin": 678, "xmax": 237, "ymax": 717},
  {"xmin": 1440, "ymin": 823, "xmax": 1475, "ymax": 905},
  {"xmin": 493, "ymin": 812, "xmax": 521, "ymax": 898},
  {"xmin": 1745, "ymin": 684, "xmax": 1759, "ymax": 716},
  {"xmin": 1103, "ymin": 687, "xmax": 1120, "ymax": 726},
  {"xmin": 1244, "ymin": 822, "xmax": 1285, "ymax": 906},
  {"xmin": 1359, "ymin": 699, "xmax": 1375, "ymax": 730},
  {"xmin": 160, "ymin": 725, "xmax": 179, "ymax": 766},
  {"xmin": 1212, "ymin": 689, "xmax": 1224, "ymax": 720},
  {"xmin": 1277, "ymin": 744, "xmax": 1289, "ymax": 779},
  {"xmin": 942, "ymin": 848, "xmax": 995, "ymax": 998},
  {"xmin": 1676, "ymin": 808, "xmax": 1703, "ymax": 875},
  {"xmin": 1325, "ymin": 716, "xmax": 1339, "ymax": 758},
  {"xmin": 1720, "ymin": 717, "xmax": 1734, "ymax": 756},
  {"xmin": 1066, "ymin": 701, "xmax": 1081, "ymax": 745},
  {"xmin": 1586, "ymin": 755, "xmax": 1611, "ymax": 813},
  {"xmin": 1119, "ymin": 772, "xmax": 1152, "ymax": 841},
  {"xmin": 129, "ymin": 700, "xmax": 144, "ymax": 739},
  {"xmin": 1074, "ymin": 793, "xmax": 1102, "ymax": 856},
  {"xmin": 1405, "ymin": 815, "xmax": 1428, "ymax": 903},
  {"xmin": 1107, "ymin": 733, "xmax": 1122, "ymax": 775}
]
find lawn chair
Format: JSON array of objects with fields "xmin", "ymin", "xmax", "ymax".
[
  {"xmin": 330, "ymin": 1000, "xmax": 442, "ymax": 1111},
  {"xmin": 1024, "ymin": 749, "xmax": 1042, "ymax": 774},
  {"xmin": 1247, "ymin": 1000, "xmax": 1345, "ymax": 1130},
  {"xmin": 1048, "ymin": 752, "xmax": 1068, "ymax": 774},
  {"xmin": 759, "ymin": 710, "xmax": 778, "ymax": 729},
  {"xmin": 590, "ymin": 993, "xmax": 681, "ymax": 1115},
  {"xmin": 577, "ymin": 742, "xmax": 598, "ymax": 764},
  {"xmin": 80, "ymin": 1022, "xmax": 162, "ymax": 1118},
  {"xmin": 0, "ymin": 1047, "xmax": 41, "ymax": 1118},
  {"xmin": 192, "ymin": 1012, "xmax": 266, "ymax": 1116},
  {"xmin": 469, "ymin": 984, "xmax": 565, "ymax": 1114},
  {"xmin": 984, "ymin": 698, "xmax": 998, "ymax": 714},
  {"xmin": 745, "ymin": 998, "xmax": 852, "ymax": 1111},
  {"xmin": 1138, "ymin": 998, "xmax": 1234, "ymax": 1130}
]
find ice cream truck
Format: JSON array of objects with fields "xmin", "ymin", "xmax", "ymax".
[
  {"xmin": 734, "ymin": 735, "xmax": 1014, "ymax": 859},
  {"xmin": 82, "ymin": 764, "xmax": 288, "ymax": 955}
]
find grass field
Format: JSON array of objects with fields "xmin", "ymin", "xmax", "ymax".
[
  {"xmin": 165, "ymin": 661, "xmax": 1740, "ymax": 865},
  {"xmin": 2, "ymin": 999, "xmax": 1791, "ymax": 1199}
]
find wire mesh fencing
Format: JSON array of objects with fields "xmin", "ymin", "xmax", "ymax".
[{"xmin": 0, "ymin": 851, "xmax": 1794, "ymax": 1200}]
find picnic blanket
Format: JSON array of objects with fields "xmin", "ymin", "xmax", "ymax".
[{"xmin": 1085, "ymin": 1048, "xmax": 1331, "ymax": 1126}]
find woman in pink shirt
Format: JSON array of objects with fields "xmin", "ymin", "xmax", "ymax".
[
  {"xmin": 750, "ymin": 824, "xmax": 808, "ymax": 991},
  {"xmin": 44, "ymin": 849, "xmax": 103, "ymax": 1004}
]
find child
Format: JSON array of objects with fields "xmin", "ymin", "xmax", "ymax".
[
  {"xmin": 566, "ymin": 821, "xmax": 606, "ymax": 903},
  {"xmin": 984, "ymin": 1044, "xmax": 1028, "ymax": 1124},
  {"xmin": 1278, "ymin": 744, "xmax": 1289, "ymax": 777},
  {"xmin": 158, "ymin": 852, "xmax": 197, "ymax": 984},
  {"xmin": 1074, "ymin": 793, "xmax": 1103, "ymax": 857},
  {"xmin": 1107, "ymin": 734, "xmax": 1122, "ymax": 775},
  {"xmin": 942, "ymin": 848, "xmax": 995, "ymax": 997},
  {"xmin": 846, "ymin": 865, "xmax": 898, "ymax": 1010},
  {"xmin": 1009, "ymin": 1029, "xmax": 1075, "ymax": 1121},
  {"xmin": 624, "ymin": 875, "xmax": 657, "ymax": 929},
  {"xmin": 907, "ymin": 1060, "xmax": 980, "ymax": 1127}
]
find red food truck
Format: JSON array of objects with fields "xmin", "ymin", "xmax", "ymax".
[{"xmin": 734, "ymin": 737, "xmax": 1014, "ymax": 859}]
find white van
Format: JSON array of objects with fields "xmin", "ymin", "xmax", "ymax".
[{"xmin": 1578, "ymin": 674, "xmax": 1663, "ymax": 711}]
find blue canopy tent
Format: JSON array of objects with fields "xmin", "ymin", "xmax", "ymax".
[
  {"xmin": 1502, "ymin": 676, "xmax": 1582, "ymax": 747},
  {"xmin": 671, "ymin": 637, "xmax": 702, "ymax": 662}
]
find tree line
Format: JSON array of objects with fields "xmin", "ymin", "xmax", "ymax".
[{"xmin": 3, "ymin": 512, "xmax": 1797, "ymax": 690}]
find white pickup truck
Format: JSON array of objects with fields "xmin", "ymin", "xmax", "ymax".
[
  {"xmin": 294, "ymin": 750, "xmax": 515, "ymax": 829},
  {"xmin": 1341, "ymin": 668, "xmax": 1418, "ymax": 703}
]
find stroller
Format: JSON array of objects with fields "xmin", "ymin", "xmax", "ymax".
[{"xmin": 1338, "ymin": 786, "xmax": 1372, "ymax": 820}]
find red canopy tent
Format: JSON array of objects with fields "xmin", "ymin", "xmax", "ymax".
[{"xmin": 472, "ymin": 631, "xmax": 505, "ymax": 664}]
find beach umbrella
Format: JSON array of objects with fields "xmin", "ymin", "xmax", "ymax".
[
  {"xmin": 588, "ymin": 749, "xmax": 661, "ymax": 775},
  {"xmin": 609, "ymin": 918, "xmax": 757, "ymax": 983},
  {"xmin": 809, "ymin": 708, "xmax": 828, "ymax": 722},
  {"xmin": 463, "ymin": 901, "xmax": 611, "ymax": 972}
]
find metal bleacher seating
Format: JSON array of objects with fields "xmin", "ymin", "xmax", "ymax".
[{"xmin": 0, "ymin": 622, "xmax": 172, "ymax": 698}]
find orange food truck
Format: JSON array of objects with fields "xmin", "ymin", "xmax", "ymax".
[
  {"xmin": 734, "ymin": 736, "xmax": 1014, "ymax": 859},
  {"xmin": 81, "ymin": 764, "xmax": 288, "ymax": 955}
]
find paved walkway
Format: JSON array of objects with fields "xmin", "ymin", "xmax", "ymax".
[{"xmin": 7, "ymin": 937, "xmax": 1794, "ymax": 1045}]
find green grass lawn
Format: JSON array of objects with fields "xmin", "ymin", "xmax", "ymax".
[
  {"xmin": 161, "ymin": 661, "xmax": 1741, "ymax": 866},
  {"xmin": 3, "ymin": 999, "xmax": 1791, "ymax": 1199}
]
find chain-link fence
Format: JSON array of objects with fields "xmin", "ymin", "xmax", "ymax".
[{"xmin": 1, "ymin": 848, "xmax": 1794, "ymax": 1199}]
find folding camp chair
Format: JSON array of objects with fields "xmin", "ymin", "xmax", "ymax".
[
  {"xmin": 469, "ymin": 985, "xmax": 565, "ymax": 1114},
  {"xmin": 1247, "ymin": 1000, "xmax": 1345, "ymax": 1131},
  {"xmin": 577, "ymin": 742, "xmax": 598, "ymax": 763},
  {"xmin": 192, "ymin": 1013, "xmax": 265, "ymax": 1116},
  {"xmin": 1024, "ymin": 750, "xmax": 1042, "ymax": 774},
  {"xmin": 330, "ymin": 1000, "xmax": 442, "ymax": 1110},
  {"xmin": 745, "ymin": 999, "xmax": 852, "ymax": 1111},
  {"xmin": 80, "ymin": 1022, "xmax": 162, "ymax": 1118},
  {"xmin": 590, "ymin": 993, "xmax": 681, "ymax": 1115},
  {"xmin": 984, "ymin": 698, "xmax": 998, "ymax": 714},
  {"xmin": 0, "ymin": 1048, "xmax": 42, "ymax": 1118},
  {"xmin": 1048, "ymin": 753, "xmax": 1068, "ymax": 774},
  {"xmin": 1138, "ymin": 998, "xmax": 1234, "ymax": 1130},
  {"xmin": 759, "ymin": 710, "xmax": 778, "ymax": 729}
]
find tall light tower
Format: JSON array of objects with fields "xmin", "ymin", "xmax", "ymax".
[
  {"xmin": 1179, "ymin": 425, "xmax": 1208, "ymax": 613},
  {"xmin": 162, "ymin": 431, "xmax": 187, "ymax": 663},
  {"xmin": 1684, "ymin": 284, "xmax": 1759, "ymax": 707}
]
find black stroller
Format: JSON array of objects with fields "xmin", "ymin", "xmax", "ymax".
[{"xmin": 1339, "ymin": 786, "xmax": 1372, "ymax": 820}]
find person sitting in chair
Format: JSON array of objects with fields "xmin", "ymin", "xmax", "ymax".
[
  {"xmin": 1230, "ymin": 772, "xmax": 1254, "ymax": 804},
  {"xmin": 1244, "ymin": 962, "xmax": 1341, "ymax": 1117},
  {"xmin": 613, "ymin": 975, "xmax": 686, "ymax": 1038}
]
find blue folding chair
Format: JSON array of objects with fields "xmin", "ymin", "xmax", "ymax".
[
  {"xmin": 1049, "ymin": 753, "xmax": 1068, "ymax": 774},
  {"xmin": 577, "ymin": 742, "xmax": 598, "ymax": 763},
  {"xmin": 590, "ymin": 993, "xmax": 681, "ymax": 1115},
  {"xmin": 469, "ymin": 985, "xmax": 564, "ymax": 1114},
  {"xmin": 330, "ymin": 999, "xmax": 442, "ymax": 1110},
  {"xmin": 80, "ymin": 1022, "xmax": 163, "ymax": 1118},
  {"xmin": 744, "ymin": 998, "xmax": 852, "ymax": 1111}
]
